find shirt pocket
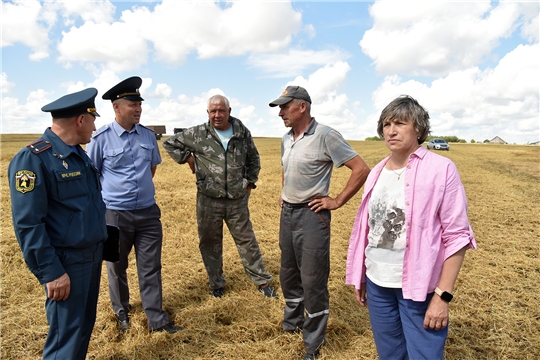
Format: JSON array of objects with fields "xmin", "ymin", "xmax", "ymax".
[
  {"xmin": 295, "ymin": 151, "xmax": 325, "ymax": 176},
  {"xmin": 138, "ymin": 143, "xmax": 154, "ymax": 161},
  {"xmin": 54, "ymin": 169, "xmax": 88, "ymax": 202},
  {"xmin": 104, "ymin": 148, "xmax": 125, "ymax": 168}
]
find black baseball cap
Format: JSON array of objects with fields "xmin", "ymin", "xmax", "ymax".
[{"xmin": 269, "ymin": 86, "xmax": 312, "ymax": 107}]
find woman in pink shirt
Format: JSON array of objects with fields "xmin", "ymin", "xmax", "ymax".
[{"xmin": 346, "ymin": 95, "xmax": 476, "ymax": 359}]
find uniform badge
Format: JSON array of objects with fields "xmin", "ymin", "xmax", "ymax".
[
  {"xmin": 63, "ymin": 160, "xmax": 68, "ymax": 169},
  {"xmin": 15, "ymin": 170, "xmax": 36, "ymax": 194}
]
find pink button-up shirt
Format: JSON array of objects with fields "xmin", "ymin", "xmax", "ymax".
[{"xmin": 346, "ymin": 146, "xmax": 477, "ymax": 301}]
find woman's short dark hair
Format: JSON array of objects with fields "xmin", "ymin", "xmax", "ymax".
[{"xmin": 377, "ymin": 95, "xmax": 431, "ymax": 144}]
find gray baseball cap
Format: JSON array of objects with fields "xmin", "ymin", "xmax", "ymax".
[{"xmin": 269, "ymin": 86, "xmax": 312, "ymax": 107}]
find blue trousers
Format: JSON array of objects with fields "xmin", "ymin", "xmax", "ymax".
[
  {"xmin": 43, "ymin": 244, "xmax": 103, "ymax": 360},
  {"xmin": 366, "ymin": 277, "xmax": 448, "ymax": 360}
]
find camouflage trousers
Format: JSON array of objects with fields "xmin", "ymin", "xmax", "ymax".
[{"xmin": 196, "ymin": 192, "xmax": 272, "ymax": 290}]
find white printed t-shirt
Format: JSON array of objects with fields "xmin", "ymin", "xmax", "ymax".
[{"xmin": 365, "ymin": 166, "xmax": 407, "ymax": 288}]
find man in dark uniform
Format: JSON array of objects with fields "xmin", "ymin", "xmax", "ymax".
[
  {"xmin": 86, "ymin": 77, "xmax": 183, "ymax": 334},
  {"xmin": 8, "ymin": 88, "xmax": 108, "ymax": 360}
]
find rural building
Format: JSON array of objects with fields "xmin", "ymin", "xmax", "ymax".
[{"xmin": 489, "ymin": 136, "xmax": 507, "ymax": 144}]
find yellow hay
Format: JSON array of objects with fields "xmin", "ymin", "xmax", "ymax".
[{"xmin": 1, "ymin": 135, "xmax": 539, "ymax": 359}]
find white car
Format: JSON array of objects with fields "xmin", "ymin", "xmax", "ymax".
[{"xmin": 427, "ymin": 138, "xmax": 450, "ymax": 150}]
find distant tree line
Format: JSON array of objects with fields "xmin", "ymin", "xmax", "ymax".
[{"xmin": 365, "ymin": 135, "xmax": 494, "ymax": 144}]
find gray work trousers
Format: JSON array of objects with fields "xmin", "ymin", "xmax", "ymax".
[
  {"xmin": 280, "ymin": 202, "xmax": 330, "ymax": 354},
  {"xmin": 105, "ymin": 204, "xmax": 169, "ymax": 330},
  {"xmin": 197, "ymin": 192, "xmax": 272, "ymax": 290}
]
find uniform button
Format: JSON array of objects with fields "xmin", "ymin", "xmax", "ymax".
[
  {"xmin": 407, "ymin": 165, "xmax": 411, "ymax": 169},
  {"xmin": 406, "ymin": 183, "xmax": 409, "ymax": 186}
]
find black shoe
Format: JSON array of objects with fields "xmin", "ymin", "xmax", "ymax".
[
  {"xmin": 302, "ymin": 350, "xmax": 320, "ymax": 360},
  {"xmin": 211, "ymin": 287, "xmax": 225, "ymax": 298},
  {"xmin": 258, "ymin": 284, "xmax": 278, "ymax": 298},
  {"xmin": 151, "ymin": 323, "xmax": 185, "ymax": 334},
  {"xmin": 116, "ymin": 313, "xmax": 130, "ymax": 332}
]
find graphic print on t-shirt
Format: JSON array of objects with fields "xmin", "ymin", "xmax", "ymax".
[
  {"xmin": 368, "ymin": 196, "xmax": 406, "ymax": 249},
  {"xmin": 367, "ymin": 168, "xmax": 407, "ymax": 251}
]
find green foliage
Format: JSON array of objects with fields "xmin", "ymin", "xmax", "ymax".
[
  {"xmin": 483, "ymin": 139, "xmax": 490, "ymax": 143},
  {"xmin": 365, "ymin": 136, "xmax": 382, "ymax": 141},
  {"xmin": 471, "ymin": 139, "xmax": 476, "ymax": 143}
]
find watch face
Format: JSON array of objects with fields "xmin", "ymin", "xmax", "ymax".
[{"xmin": 441, "ymin": 291, "xmax": 453, "ymax": 302}]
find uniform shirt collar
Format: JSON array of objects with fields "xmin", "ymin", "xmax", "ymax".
[
  {"xmin": 43, "ymin": 128, "xmax": 81, "ymax": 159},
  {"xmin": 112, "ymin": 120, "xmax": 139, "ymax": 136}
]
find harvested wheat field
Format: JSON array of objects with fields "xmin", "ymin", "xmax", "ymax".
[{"xmin": 1, "ymin": 134, "xmax": 539, "ymax": 359}]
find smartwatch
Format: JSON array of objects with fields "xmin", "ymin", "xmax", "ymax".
[{"xmin": 434, "ymin": 287, "xmax": 453, "ymax": 302}]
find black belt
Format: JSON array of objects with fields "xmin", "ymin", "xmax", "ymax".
[{"xmin": 283, "ymin": 201, "xmax": 311, "ymax": 209}]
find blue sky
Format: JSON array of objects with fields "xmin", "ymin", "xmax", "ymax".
[{"xmin": 2, "ymin": 0, "xmax": 539, "ymax": 144}]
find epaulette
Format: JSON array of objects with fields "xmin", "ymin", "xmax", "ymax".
[
  {"xmin": 138, "ymin": 123, "xmax": 151, "ymax": 131},
  {"xmin": 92, "ymin": 124, "xmax": 110, "ymax": 138},
  {"xmin": 27, "ymin": 139, "xmax": 52, "ymax": 154}
]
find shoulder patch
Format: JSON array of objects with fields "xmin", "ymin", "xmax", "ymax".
[
  {"xmin": 14, "ymin": 170, "xmax": 37, "ymax": 194},
  {"xmin": 92, "ymin": 124, "xmax": 110, "ymax": 138},
  {"xmin": 26, "ymin": 139, "xmax": 51, "ymax": 154}
]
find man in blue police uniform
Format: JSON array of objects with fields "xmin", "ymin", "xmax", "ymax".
[
  {"xmin": 86, "ymin": 76, "xmax": 183, "ymax": 334},
  {"xmin": 8, "ymin": 88, "xmax": 108, "ymax": 360}
]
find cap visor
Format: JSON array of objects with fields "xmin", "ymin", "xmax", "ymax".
[{"xmin": 269, "ymin": 97, "xmax": 293, "ymax": 107}]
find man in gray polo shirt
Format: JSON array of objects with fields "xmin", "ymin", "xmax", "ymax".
[{"xmin": 269, "ymin": 86, "xmax": 370, "ymax": 360}]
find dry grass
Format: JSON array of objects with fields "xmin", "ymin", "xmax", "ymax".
[{"xmin": 1, "ymin": 134, "xmax": 539, "ymax": 359}]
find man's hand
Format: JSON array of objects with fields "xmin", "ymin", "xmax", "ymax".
[
  {"xmin": 187, "ymin": 155, "xmax": 195, "ymax": 174},
  {"xmin": 309, "ymin": 196, "xmax": 339, "ymax": 212},
  {"xmin": 46, "ymin": 273, "xmax": 70, "ymax": 301},
  {"xmin": 278, "ymin": 197, "xmax": 284, "ymax": 208}
]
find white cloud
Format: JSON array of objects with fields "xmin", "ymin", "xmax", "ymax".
[
  {"xmin": 369, "ymin": 44, "xmax": 540, "ymax": 143},
  {"xmin": 248, "ymin": 48, "xmax": 350, "ymax": 78},
  {"xmin": 1, "ymin": 0, "xmax": 56, "ymax": 61},
  {"xmin": 55, "ymin": 0, "xmax": 303, "ymax": 72},
  {"xmin": 278, "ymin": 61, "xmax": 356, "ymax": 132},
  {"xmin": 520, "ymin": 7, "xmax": 539, "ymax": 43},
  {"xmin": 1, "ymin": 88, "xmax": 52, "ymax": 134},
  {"xmin": 360, "ymin": 0, "xmax": 525, "ymax": 76},
  {"xmin": 1, "ymin": 73, "xmax": 15, "ymax": 94},
  {"xmin": 58, "ymin": 0, "xmax": 116, "ymax": 25},
  {"xmin": 237, "ymin": 105, "xmax": 256, "ymax": 124},
  {"xmin": 57, "ymin": 20, "xmax": 150, "ymax": 72}
]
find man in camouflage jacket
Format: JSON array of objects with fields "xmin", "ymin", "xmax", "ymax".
[{"xmin": 163, "ymin": 95, "xmax": 277, "ymax": 298}]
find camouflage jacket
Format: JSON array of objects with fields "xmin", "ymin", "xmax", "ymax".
[{"xmin": 163, "ymin": 117, "xmax": 260, "ymax": 199}]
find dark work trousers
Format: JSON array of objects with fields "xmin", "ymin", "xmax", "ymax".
[
  {"xmin": 43, "ymin": 243, "xmax": 103, "ymax": 360},
  {"xmin": 279, "ymin": 202, "xmax": 331, "ymax": 354},
  {"xmin": 197, "ymin": 192, "xmax": 272, "ymax": 290},
  {"xmin": 105, "ymin": 203, "xmax": 169, "ymax": 330}
]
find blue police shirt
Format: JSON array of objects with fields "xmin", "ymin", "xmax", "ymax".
[
  {"xmin": 86, "ymin": 121, "xmax": 162, "ymax": 211},
  {"xmin": 8, "ymin": 128, "xmax": 108, "ymax": 284}
]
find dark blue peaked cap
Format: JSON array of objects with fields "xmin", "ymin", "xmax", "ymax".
[
  {"xmin": 41, "ymin": 88, "xmax": 100, "ymax": 118},
  {"xmin": 102, "ymin": 76, "xmax": 144, "ymax": 102}
]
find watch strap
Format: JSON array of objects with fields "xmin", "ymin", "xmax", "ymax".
[{"xmin": 434, "ymin": 287, "xmax": 453, "ymax": 302}]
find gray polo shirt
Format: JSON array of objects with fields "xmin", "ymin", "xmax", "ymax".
[{"xmin": 281, "ymin": 118, "xmax": 358, "ymax": 204}]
